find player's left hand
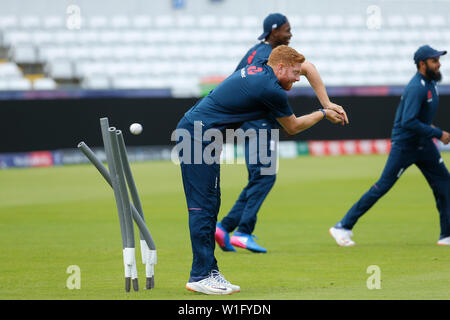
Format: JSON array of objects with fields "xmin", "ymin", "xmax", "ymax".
[{"xmin": 324, "ymin": 103, "xmax": 348, "ymax": 126}]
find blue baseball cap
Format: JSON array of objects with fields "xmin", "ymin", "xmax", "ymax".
[
  {"xmin": 257, "ymin": 13, "xmax": 288, "ymax": 40},
  {"xmin": 413, "ymin": 45, "xmax": 447, "ymax": 64}
]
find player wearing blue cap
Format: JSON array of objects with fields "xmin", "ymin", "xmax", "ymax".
[
  {"xmin": 329, "ymin": 45, "xmax": 450, "ymax": 247},
  {"xmin": 176, "ymin": 45, "xmax": 346, "ymax": 295},
  {"xmin": 215, "ymin": 13, "xmax": 347, "ymax": 253}
]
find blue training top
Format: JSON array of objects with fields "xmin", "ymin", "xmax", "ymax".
[
  {"xmin": 184, "ymin": 63, "xmax": 294, "ymax": 131},
  {"xmin": 391, "ymin": 72, "xmax": 443, "ymax": 145},
  {"xmin": 235, "ymin": 42, "xmax": 280, "ymax": 129},
  {"xmin": 235, "ymin": 42, "xmax": 273, "ymax": 71}
]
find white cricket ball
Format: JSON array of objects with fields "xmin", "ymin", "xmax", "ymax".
[{"xmin": 129, "ymin": 123, "xmax": 143, "ymax": 135}]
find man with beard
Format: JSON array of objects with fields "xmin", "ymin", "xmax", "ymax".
[
  {"xmin": 329, "ymin": 45, "xmax": 450, "ymax": 247},
  {"xmin": 216, "ymin": 13, "xmax": 347, "ymax": 253}
]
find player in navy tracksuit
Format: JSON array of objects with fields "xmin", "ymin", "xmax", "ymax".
[
  {"xmin": 176, "ymin": 45, "xmax": 346, "ymax": 295},
  {"xmin": 329, "ymin": 45, "xmax": 450, "ymax": 247},
  {"xmin": 215, "ymin": 15, "xmax": 284, "ymax": 254},
  {"xmin": 216, "ymin": 13, "xmax": 347, "ymax": 253}
]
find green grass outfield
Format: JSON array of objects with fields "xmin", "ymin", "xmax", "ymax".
[{"xmin": 0, "ymin": 154, "xmax": 449, "ymax": 300}]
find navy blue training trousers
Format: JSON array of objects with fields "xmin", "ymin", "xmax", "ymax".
[{"xmin": 339, "ymin": 139, "xmax": 450, "ymax": 239}]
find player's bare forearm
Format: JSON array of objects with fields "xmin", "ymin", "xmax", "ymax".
[
  {"xmin": 277, "ymin": 112, "xmax": 323, "ymax": 135},
  {"xmin": 277, "ymin": 110, "xmax": 343, "ymax": 135},
  {"xmin": 301, "ymin": 62, "xmax": 349, "ymax": 125},
  {"xmin": 301, "ymin": 62, "xmax": 330, "ymax": 106}
]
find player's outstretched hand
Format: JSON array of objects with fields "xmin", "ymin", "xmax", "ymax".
[
  {"xmin": 440, "ymin": 131, "xmax": 450, "ymax": 145},
  {"xmin": 325, "ymin": 109, "xmax": 344, "ymax": 124},
  {"xmin": 324, "ymin": 102, "xmax": 348, "ymax": 126}
]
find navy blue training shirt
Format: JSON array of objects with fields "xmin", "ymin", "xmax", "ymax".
[
  {"xmin": 184, "ymin": 63, "xmax": 293, "ymax": 131},
  {"xmin": 235, "ymin": 42, "xmax": 280, "ymax": 129},
  {"xmin": 391, "ymin": 72, "xmax": 443, "ymax": 145},
  {"xmin": 235, "ymin": 42, "xmax": 273, "ymax": 71}
]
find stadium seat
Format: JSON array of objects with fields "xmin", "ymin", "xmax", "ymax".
[
  {"xmin": 2, "ymin": 30, "xmax": 32, "ymax": 46},
  {"xmin": 165, "ymin": 29, "xmax": 188, "ymax": 44},
  {"xmin": 88, "ymin": 16, "xmax": 109, "ymax": 29},
  {"xmin": 159, "ymin": 45, "xmax": 180, "ymax": 59},
  {"xmin": 142, "ymin": 76, "xmax": 170, "ymax": 88},
  {"xmin": 9, "ymin": 44, "xmax": 37, "ymax": 64},
  {"xmin": 0, "ymin": 79, "xmax": 8, "ymax": 90},
  {"xmin": 150, "ymin": 61, "xmax": 173, "ymax": 76},
  {"xmin": 99, "ymin": 31, "xmax": 122, "ymax": 44},
  {"xmin": 220, "ymin": 16, "xmax": 239, "ymax": 28},
  {"xmin": 81, "ymin": 76, "xmax": 111, "ymax": 89},
  {"xmin": 112, "ymin": 76, "xmax": 147, "ymax": 89},
  {"xmin": 387, "ymin": 15, "xmax": 406, "ymax": 28},
  {"xmin": 33, "ymin": 78, "xmax": 57, "ymax": 90},
  {"xmin": 38, "ymin": 46, "xmax": 67, "ymax": 62},
  {"xmin": 298, "ymin": 30, "xmax": 317, "ymax": 42},
  {"xmin": 170, "ymin": 76, "xmax": 200, "ymax": 97},
  {"xmin": 289, "ymin": 15, "xmax": 302, "ymax": 28},
  {"xmin": 76, "ymin": 30, "xmax": 100, "ymax": 44},
  {"xmin": 8, "ymin": 78, "xmax": 32, "ymax": 90},
  {"xmin": 423, "ymin": 30, "xmax": 442, "ymax": 42},
  {"xmin": 75, "ymin": 61, "xmax": 107, "ymax": 78},
  {"xmin": 104, "ymin": 61, "xmax": 130, "ymax": 77},
  {"xmin": 401, "ymin": 30, "xmax": 421, "ymax": 42},
  {"xmin": 31, "ymin": 31, "xmax": 54, "ymax": 46},
  {"xmin": 42, "ymin": 16, "xmax": 64, "ymax": 29},
  {"xmin": 407, "ymin": 15, "xmax": 426, "ymax": 27},
  {"xmin": 45, "ymin": 60, "xmax": 73, "ymax": 79},
  {"xmin": 234, "ymin": 30, "xmax": 255, "ymax": 43},
  {"xmin": 54, "ymin": 30, "xmax": 77, "ymax": 44},
  {"xmin": 201, "ymin": 45, "xmax": 224, "ymax": 59},
  {"xmin": 111, "ymin": 46, "xmax": 137, "ymax": 60},
  {"xmin": 65, "ymin": 46, "xmax": 91, "ymax": 61},
  {"xmin": 155, "ymin": 15, "xmax": 174, "ymax": 28},
  {"xmin": 127, "ymin": 61, "xmax": 153, "ymax": 76},
  {"xmin": 427, "ymin": 15, "xmax": 446, "ymax": 27},
  {"xmin": 142, "ymin": 30, "xmax": 167, "ymax": 43},
  {"xmin": 132, "ymin": 15, "xmax": 152, "ymax": 29},
  {"xmin": 304, "ymin": 15, "xmax": 323, "ymax": 27},
  {"xmin": 110, "ymin": 15, "xmax": 130, "ymax": 29},
  {"xmin": 198, "ymin": 15, "xmax": 217, "ymax": 28},
  {"xmin": 184, "ymin": 45, "xmax": 206, "ymax": 58},
  {"xmin": 0, "ymin": 15, "xmax": 18, "ymax": 29},
  {"xmin": 0, "ymin": 62, "xmax": 23, "ymax": 78},
  {"xmin": 339, "ymin": 30, "xmax": 360, "ymax": 42},
  {"xmin": 208, "ymin": 29, "xmax": 232, "ymax": 43},
  {"xmin": 325, "ymin": 15, "xmax": 344, "ymax": 27},
  {"xmin": 19, "ymin": 15, "xmax": 41, "ymax": 29},
  {"xmin": 345, "ymin": 15, "xmax": 365, "ymax": 28},
  {"xmin": 89, "ymin": 46, "xmax": 114, "ymax": 60},
  {"xmin": 241, "ymin": 15, "xmax": 259, "ymax": 28},
  {"xmin": 134, "ymin": 45, "xmax": 159, "ymax": 59},
  {"xmin": 176, "ymin": 15, "xmax": 196, "ymax": 28},
  {"xmin": 121, "ymin": 30, "xmax": 145, "ymax": 44}
]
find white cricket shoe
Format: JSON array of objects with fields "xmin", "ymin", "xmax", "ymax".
[
  {"xmin": 186, "ymin": 274, "xmax": 233, "ymax": 295},
  {"xmin": 211, "ymin": 270, "xmax": 240, "ymax": 293},
  {"xmin": 329, "ymin": 227, "xmax": 355, "ymax": 247},
  {"xmin": 437, "ymin": 236, "xmax": 450, "ymax": 246}
]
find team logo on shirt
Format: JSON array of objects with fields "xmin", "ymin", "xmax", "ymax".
[
  {"xmin": 241, "ymin": 68, "xmax": 246, "ymax": 78},
  {"xmin": 427, "ymin": 90, "xmax": 432, "ymax": 103},
  {"xmin": 247, "ymin": 66, "xmax": 263, "ymax": 75}
]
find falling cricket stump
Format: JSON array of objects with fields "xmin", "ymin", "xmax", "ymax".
[{"xmin": 78, "ymin": 117, "xmax": 157, "ymax": 292}]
